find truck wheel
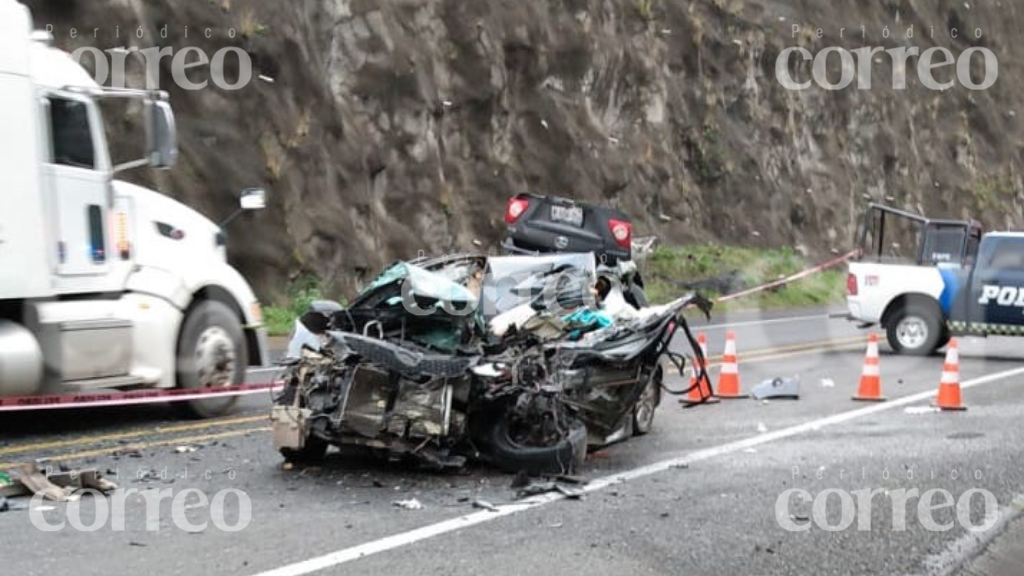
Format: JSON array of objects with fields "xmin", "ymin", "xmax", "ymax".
[
  {"xmin": 886, "ymin": 304, "xmax": 942, "ymax": 356},
  {"xmin": 175, "ymin": 300, "xmax": 247, "ymax": 418},
  {"xmin": 632, "ymin": 366, "xmax": 662, "ymax": 436},
  {"xmin": 937, "ymin": 325, "xmax": 952, "ymax": 350}
]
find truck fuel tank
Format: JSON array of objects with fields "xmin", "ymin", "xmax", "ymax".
[{"xmin": 0, "ymin": 319, "xmax": 44, "ymax": 396}]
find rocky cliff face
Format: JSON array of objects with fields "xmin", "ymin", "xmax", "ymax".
[{"xmin": 31, "ymin": 0, "xmax": 1024, "ymax": 300}]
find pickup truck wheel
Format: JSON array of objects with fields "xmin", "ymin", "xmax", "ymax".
[
  {"xmin": 937, "ymin": 326, "xmax": 952, "ymax": 350},
  {"xmin": 887, "ymin": 305, "xmax": 942, "ymax": 356},
  {"xmin": 174, "ymin": 300, "xmax": 246, "ymax": 418}
]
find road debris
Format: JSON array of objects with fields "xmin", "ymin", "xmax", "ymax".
[
  {"xmin": 472, "ymin": 499, "xmax": 500, "ymax": 512},
  {"xmin": 174, "ymin": 446, "xmax": 198, "ymax": 454},
  {"xmin": 14, "ymin": 464, "xmax": 70, "ymax": 501},
  {"xmin": 114, "ymin": 444, "xmax": 144, "ymax": 459},
  {"xmin": 514, "ymin": 480, "xmax": 585, "ymax": 500},
  {"xmin": 751, "ymin": 376, "xmax": 800, "ymax": 400},
  {"xmin": 904, "ymin": 406, "xmax": 941, "ymax": 415},
  {"xmin": 392, "ymin": 498, "xmax": 424, "ymax": 510},
  {"xmin": 510, "ymin": 471, "xmax": 531, "ymax": 489},
  {"xmin": 757, "ymin": 423, "xmax": 769, "ymax": 434},
  {"xmin": 47, "ymin": 468, "xmax": 119, "ymax": 493},
  {"xmin": 820, "ymin": 378, "xmax": 836, "ymax": 388},
  {"xmin": 0, "ymin": 471, "xmax": 15, "ymax": 498}
]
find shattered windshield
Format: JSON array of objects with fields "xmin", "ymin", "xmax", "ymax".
[{"xmin": 480, "ymin": 253, "xmax": 597, "ymax": 320}]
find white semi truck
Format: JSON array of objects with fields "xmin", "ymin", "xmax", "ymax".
[{"xmin": 0, "ymin": 0, "xmax": 269, "ymax": 417}]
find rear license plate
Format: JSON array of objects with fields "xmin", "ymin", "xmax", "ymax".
[{"xmin": 550, "ymin": 205, "xmax": 583, "ymax": 226}]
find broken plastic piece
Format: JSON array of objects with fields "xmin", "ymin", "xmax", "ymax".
[
  {"xmin": 751, "ymin": 376, "xmax": 800, "ymax": 400},
  {"xmin": 472, "ymin": 499, "xmax": 499, "ymax": 512},
  {"xmin": 392, "ymin": 499, "xmax": 424, "ymax": 510}
]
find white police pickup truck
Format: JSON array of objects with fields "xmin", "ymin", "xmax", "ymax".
[{"xmin": 846, "ymin": 204, "xmax": 1024, "ymax": 355}]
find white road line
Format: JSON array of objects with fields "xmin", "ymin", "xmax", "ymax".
[
  {"xmin": 916, "ymin": 495, "xmax": 1024, "ymax": 576},
  {"xmin": 698, "ymin": 312, "xmax": 842, "ymax": 330},
  {"xmin": 250, "ymin": 365, "xmax": 1024, "ymax": 576}
]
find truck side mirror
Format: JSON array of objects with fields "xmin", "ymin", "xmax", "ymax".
[
  {"xmin": 240, "ymin": 188, "xmax": 267, "ymax": 211},
  {"xmin": 146, "ymin": 100, "xmax": 178, "ymax": 168}
]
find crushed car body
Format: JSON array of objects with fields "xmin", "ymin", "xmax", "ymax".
[{"xmin": 271, "ymin": 252, "xmax": 712, "ymax": 475}]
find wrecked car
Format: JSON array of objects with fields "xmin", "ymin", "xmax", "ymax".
[{"xmin": 271, "ymin": 253, "xmax": 712, "ymax": 475}]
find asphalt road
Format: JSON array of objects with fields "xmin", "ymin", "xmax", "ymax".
[{"xmin": 1, "ymin": 306, "xmax": 1023, "ymax": 576}]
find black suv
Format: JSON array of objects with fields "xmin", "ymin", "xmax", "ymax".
[{"xmin": 502, "ymin": 193, "xmax": 633, "ymax": 265}]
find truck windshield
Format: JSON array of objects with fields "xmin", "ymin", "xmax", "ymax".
[
  {"xmin": 986, "ymin": 239, "xmax": 1024, "ymax": 272},
  {"xmin": 49, "ymin": 98, "xmax": 95, "ymax": 169}
]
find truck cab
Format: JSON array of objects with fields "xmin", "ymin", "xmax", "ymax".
[
  {"xmin": 847, "ymin": 203, "xmax": 1024, "ymax": 355},
  {"xmin": 948, "ymin": 233, "xmax": 1024, "ymax": 334},
  {"xmin": 0, "ymin": 0, "xmax": 268, "ymax": 417}
]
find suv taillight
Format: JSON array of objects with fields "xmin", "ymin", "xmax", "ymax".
[
  {"xmin": 608, "ymin": 219, "xmax": 632, "ymax": 249},
  {"xmin": 506, "ymin": 197, "xmax": 530, "ymax": 224},
  {"xmin": 847, "ymin": 273, "xmax": 858, "ymax": 296}
]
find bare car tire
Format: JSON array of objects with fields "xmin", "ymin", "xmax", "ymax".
[
  {"xmin": 174, "ymin": 300, "xmax": 246, "ymax": 418},
  {"xmin": 482, "ymin": 417, "xmax": 587, "ymax": 475}
]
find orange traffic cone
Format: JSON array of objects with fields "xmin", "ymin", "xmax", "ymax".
[
  {"xmin": 716, "ymin": 331, "xmax": 747, "ymax": 399},
  {"xmin": 681, "ymin": 332, "xmax": 720, "ymax": 406},
  {"xmin": 935, "ymin": 339, "xmax": 967, "ymax": 411},
  {"xmin": 853, "ymin": 333, "xmax": 886, "ymax": 402}
]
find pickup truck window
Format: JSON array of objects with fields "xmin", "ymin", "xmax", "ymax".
[
  {"xmin": 48, "ymin": 97, "xmax": 96, "ymax": 169},
  {"xmin": 964, "ymin": 234, "xmax": 980, "ymax": 267},
  {"xmin": 922, "ymin": 226, "xmax": 966, "ymax": 264}
]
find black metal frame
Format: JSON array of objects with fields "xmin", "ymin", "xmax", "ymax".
[{"xmin": 856, "ymin": 203, "xmax": 983, "ymax": 265}]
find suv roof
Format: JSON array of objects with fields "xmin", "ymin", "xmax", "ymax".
[{"xmin": 503, "ymin": 193, "xmax": 633, "ymax": 265}]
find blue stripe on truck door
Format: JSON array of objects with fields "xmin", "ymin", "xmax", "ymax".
[{"xmin": 938, "ymin": 266, "xmax": 961, "ymax": 316}]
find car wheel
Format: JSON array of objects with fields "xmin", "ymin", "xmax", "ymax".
[
  {"xmin": 280, "ymin": 435, "xmax": 329, "ymax": 464},
  {"xmin": 174, "ymin": 300, "xmax": 246, "ymax": 418},
  {"xmin": 886, "ymin": 304, "xmax": 942, "ymax": 356},
  {"xmin": 632, "ymin": 366, "xmax": 661, "ymax": 436},
  {"xmin": 481, "ymin": 416, "xmax": 587, "ymax": 475}
]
